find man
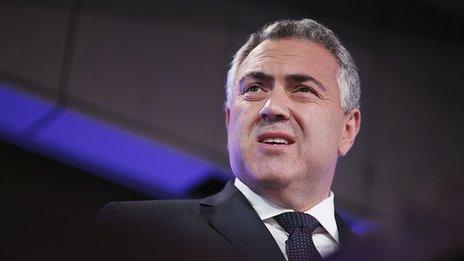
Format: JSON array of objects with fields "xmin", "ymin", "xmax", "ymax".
[{"xmin": 97, "ymin": 18, "xmax": 361, "ymax": 261}]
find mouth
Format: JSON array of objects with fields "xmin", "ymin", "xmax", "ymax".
[{"xmin": 257, "ymin": 132, "xmax": 295, "ymax": 146}]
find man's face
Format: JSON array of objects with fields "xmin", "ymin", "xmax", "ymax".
[{"xmin": 226, "ymin": 39, "xmax": 360, "ymax": 193}]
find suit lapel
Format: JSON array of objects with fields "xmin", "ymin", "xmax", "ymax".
[{"xmin": 199, "ymin": 181, "xmax": 285, "ymax": 261}]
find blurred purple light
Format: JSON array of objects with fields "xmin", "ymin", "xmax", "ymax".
[{"xmin": 0, "ymin": 83, "xmax": 230, "ymax": 197}]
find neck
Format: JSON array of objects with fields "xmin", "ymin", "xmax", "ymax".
[{"xmin": 240, "ymin": 176, "xmax": 332, "ymax": 212}]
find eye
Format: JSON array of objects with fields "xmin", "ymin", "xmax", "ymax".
[
  {"xmin": 244, "ymin": 85, "xmax": 261, "ymax": 93},
  {"xmin": 296, "ymin": 86, "xmax": 311, "ymax": 93},
  {"xmin": 240, "ymin": 83, "xmax": 267, "ymax": 101},
  {"xmin": 294, "ymin": 85, "xmax": 318, "ymax": 96}
]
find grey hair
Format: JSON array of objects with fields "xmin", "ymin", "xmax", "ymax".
[{"xmin": 225, "ymin": 19, "xmax": 360, "ymax": 112}]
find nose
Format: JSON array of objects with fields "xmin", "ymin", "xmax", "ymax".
[{"xmin": 259, "ymin": 89, "xmax": 290, "ymax": 123}]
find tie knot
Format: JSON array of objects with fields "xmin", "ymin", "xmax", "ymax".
[{"xmin": 274, "ymin": 212, "xmax": 320, "ymax": 234}]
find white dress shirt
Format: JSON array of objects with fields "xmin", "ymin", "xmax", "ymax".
[{"xmin": 234, "ymin": 178, "xmax": 339, "ymax": 259}]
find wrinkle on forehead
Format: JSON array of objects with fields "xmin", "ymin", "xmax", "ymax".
[{"xmin": 237, "ymin": 39, "xmax": 339, "ymax": 91}]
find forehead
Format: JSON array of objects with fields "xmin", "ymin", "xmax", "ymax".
[{"xmin": 237, "ymin": 39, "xmax": 339, "ymax": 85}]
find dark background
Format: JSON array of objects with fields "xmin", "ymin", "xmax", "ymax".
[{"xmin": 1, "ymin": 0, "xmax": 463, "ymax": 259}]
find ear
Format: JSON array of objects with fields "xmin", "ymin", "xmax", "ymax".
[
  {"xmin": 338, "ymin": 108, "xmax": 361, "ymax": 156},
  {"xmin": 225, "ymin": 107, "xmax": 230, "ymax": 128},
  {"xmin": 225, "ymin": 107, "xmax": 231, "ymax": 151}
]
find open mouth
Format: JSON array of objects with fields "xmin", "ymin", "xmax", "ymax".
[{"xmin": 257, "ymin": 132, "xmax": 295, "ymax": 145}]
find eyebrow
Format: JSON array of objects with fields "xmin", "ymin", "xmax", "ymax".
[
  {"xmin": 238, "ymin": 71, "xmax": 274, "ymax": 86},
  {"xmin": 238, "ymin": 71, "xmax": 326, "ymax": 92},
  {"xmin": 285, "ymin": 74, "xmax": 326, "ymax": 91}
]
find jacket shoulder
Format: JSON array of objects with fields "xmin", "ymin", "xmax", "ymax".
[
  {"xmin": 95, "ymin": 198, "xmax": 242, "ymax": 260},
  {"xmin": 97, "ymin": 199, "xmax": 203, "ymax": 226}
]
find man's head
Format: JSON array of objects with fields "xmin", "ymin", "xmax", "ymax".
[
  {"xmin": 225, "ymin": 19, "xmax": 361, "ymax": 210},
  {"xmin": 226, "ymin": 19, "xmax": 360, "ymax": 112}
]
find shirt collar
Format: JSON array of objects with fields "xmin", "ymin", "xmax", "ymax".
[{"xmin": 234, "ymin": 178, "xmax": 339, "ymax": 243}]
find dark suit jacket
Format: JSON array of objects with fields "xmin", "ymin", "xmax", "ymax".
[{"xmin": 96, "ymin": 181, "xmax": 358, "ymax": 260}]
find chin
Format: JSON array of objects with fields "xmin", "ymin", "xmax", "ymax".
[{"xmin": 246, "ymin": 163, "xmax": 297, "ymax": 188}]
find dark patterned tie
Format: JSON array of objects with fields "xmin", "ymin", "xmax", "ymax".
[{"xmin": 274, "ymin": 212, "xmax": 323, "ymax": 261}]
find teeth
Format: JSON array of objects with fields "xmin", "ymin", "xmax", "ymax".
[{"xmin": 263, "ymin": 138, "xmax": 290, "ymax": 145}]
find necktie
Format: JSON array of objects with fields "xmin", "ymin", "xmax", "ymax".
[{"xmin": 274, "ymin": 212, "xmax": 323, "ymax": 261}]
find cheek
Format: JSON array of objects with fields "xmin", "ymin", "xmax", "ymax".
[
  {"xmin": 229, "ymin": 103, "xmax": 258, "ymax": 133},
  {"xmin": 301, "ymin": 112, "xmax": 344, "ymax": 150},
  {"xmin": 227, "ymin": 109, "xmax": 248, "ymax": 148},
  {"xmin": 322, "ymin": 116, "xmax": 346, "ymax": 151}
]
